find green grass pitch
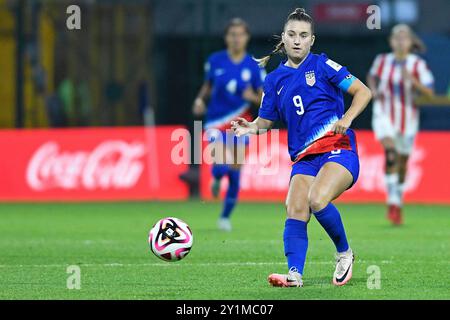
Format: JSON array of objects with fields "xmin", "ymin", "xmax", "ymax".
[{"xmin": 0, "ymin": 201, "xmax": 449, "ymax": 299}]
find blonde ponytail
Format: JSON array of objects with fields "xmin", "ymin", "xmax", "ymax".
[{"xmin": 254, "ymin": 40, "xmax": 285, "ymax": 67}]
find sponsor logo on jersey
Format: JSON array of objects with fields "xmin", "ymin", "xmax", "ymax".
[
  {"xmin": 305, "ymin": 71, "xmax": 316, "ymax": 86},
  {"xmin": 326, "ymin": 59, "xmax": 342, "ymax": 72}
]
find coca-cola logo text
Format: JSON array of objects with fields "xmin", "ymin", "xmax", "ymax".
[{"xmin": 26, "ymin": 141, "xmax": 146, "ymax": 191}]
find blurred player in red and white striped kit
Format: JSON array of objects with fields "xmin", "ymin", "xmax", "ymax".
[{"xmin": 367, "ymin": 24, "xmax": 435, "ymax": 225}]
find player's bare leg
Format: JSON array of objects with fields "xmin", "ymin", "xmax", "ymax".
[
  {"xmin": 309, "ymin": 162, "xmax": 355, "ymax": 286},
  {"xmin": 381, "ymin": 137, "xmax": 401, "ymax": 224},
  {"xmin": 395, "ymin": 154, "xmax": 410, "ymax": 225},
  {"xmin": 268, "ymin": 174, "xmax": 313, "ymax": 287}
]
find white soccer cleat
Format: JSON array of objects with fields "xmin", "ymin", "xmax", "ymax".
[
  {"xmin": 217, "ymin": 218, "xmax": 232, "ymax": 232},
  {"xmin": 333, "ymin": 248, "xmax": 354, "ymax": 286},
  {"xmin": 268, "ymin": 267, "xmax": 303, "ymax": 287}
]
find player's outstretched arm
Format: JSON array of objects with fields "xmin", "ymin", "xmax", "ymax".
[
  {"xmin": 366, "ymin": 74, "xmax": 380, "ymax": 99},
  {"xmin": 192, "ymin": 82, "xmax": 211, "ymax": 116},
  {"xmin": 331, "ymin": 79, "xmax": 372, "ymax": 134},
  {"xmin": 401, "ymin": 67, "xmax": 434, "ymax": 98},
  {"xmin": 231, "ymin": 117, "xmax": 273, "ymax": 137}
]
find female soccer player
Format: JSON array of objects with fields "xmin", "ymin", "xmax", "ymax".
[
  {"xmin": 367, "ymin": 24, "xmax": 434, "ymax": 225},
  {"xmin": 232, "ymin": 8, "xmax": 372, "ymax": 287},
  {"xmin": 192, "ymin": 18, "xmax": 264, "ymax": 231}
]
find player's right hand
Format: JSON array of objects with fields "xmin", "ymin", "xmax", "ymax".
[
  {"xmin": 231, "ymin": 117, "xmax": 253, "ymax": 137},
  {"xmin": 192, "ymin": 98, "xmax": 206, "ymax": 116}
]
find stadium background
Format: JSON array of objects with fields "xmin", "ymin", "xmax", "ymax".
[
  {"xmin": 0, "ymin": 0, "xmax": 449, "ymax": 300},
  {"xmin": 0, "ymin": 0, "xmax": 449, "ymax": 202}
]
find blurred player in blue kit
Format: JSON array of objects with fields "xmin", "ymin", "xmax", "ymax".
[
  {"xmin": 192, "ymin": 18, "xmax": 265, "ymax": 232},
  {"xmin": 232, "ymin": 8, "xmax": 372, "ymax": 287}
]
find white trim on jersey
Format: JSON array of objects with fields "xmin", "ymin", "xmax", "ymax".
[
  {"xmin": 204, "ymin": 103, "xmax": 250, "ymax": 130},
  {"xmin": 294, "ymin": 115, "xmax": 339, "ymax": 159}
]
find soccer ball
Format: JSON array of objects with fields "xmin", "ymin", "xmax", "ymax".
[{"xmin": 148, "ymin": 217, "xmax": 193, "ymax": 262}]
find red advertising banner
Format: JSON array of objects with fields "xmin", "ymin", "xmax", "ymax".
[
  {"xmin": 0, "ymin": 126, "xmax": 189, "ymax": 201},
  {"xmin": 313, "ymin": 3, "xmax": 370, "ymax": 23},
  {"xmin": 200, "ymin": 130, "xmax": 450, "ymax": 204}
]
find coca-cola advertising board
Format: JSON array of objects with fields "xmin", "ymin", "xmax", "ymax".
[
  {"xmin": 200, "ymin": 130, "xmax": 450, "ymax": 204},
  {"xmin": 0, "ymin": 127, "xmax": 189, "ymax": 201}
]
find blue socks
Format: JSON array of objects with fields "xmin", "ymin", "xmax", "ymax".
[
  {"xmin": 283, "ymin": 204, "xmax": 349, "ymax": 275},
  {"xmin": 283, "ymin": 219, "xmax": 308, "ymax": 275},
  {"xmin": 212, "ymin": 164, "xmax": 241, "ymax": 219},
  {"xmin": 313, "ymin": 203, "xmax": 349, "ymax": 253},
  {"xmin": 212, "ymin": 164, "xmax": 230, "ymax": 180},
  {"xmin": 219, "ymin": 167, "xmax": 241, "ymax": 219}
]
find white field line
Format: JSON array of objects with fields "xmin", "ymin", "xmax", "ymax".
[
  {"xmin": 0, "ymin": 260, "xmax": 395, "ymax": 268},
  {"xmin": 1, "ymin": 260, "xmax": 448, "ymax": 269}
]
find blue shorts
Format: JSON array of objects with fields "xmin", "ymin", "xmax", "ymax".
[
  {"xmin": 291, "ymin": 133, "xmax": 360, "ymax": 189},
  {"xmin": 207, "ymin": 129, "xmax": 249, "ymax": 146}
]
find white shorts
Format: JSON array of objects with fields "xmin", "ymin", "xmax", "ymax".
[{"xmin": 372, "ymin": 110, "xmax": 416, "ymax": 155}]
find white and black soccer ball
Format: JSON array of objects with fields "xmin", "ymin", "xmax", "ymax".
[{"xmin": 148, "ymin": 217, "xmax": 193, "ymax": 262}]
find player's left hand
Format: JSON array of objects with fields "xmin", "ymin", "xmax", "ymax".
[{"xmin": 331, "ymin": 117, "xmax": 352, "ymax": 135}]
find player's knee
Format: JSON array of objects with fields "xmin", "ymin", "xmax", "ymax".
[
  {"xmin": 397, "ymin": 158, "xmax": 408, "ymax": 182},
  {"xmin": 385, "ymin": 148, "xmax": 398, "ymax": 170},
  {"xmin": 398, "ymin": 155, "xmax": 408, "ymax": 169},
  {"xmin": 308, "ymin": 188, "xmax": 330, "ymax": 212},
  {"xmin": 285, "ymin": 202, "xmax": 310, "ymax": 222}
]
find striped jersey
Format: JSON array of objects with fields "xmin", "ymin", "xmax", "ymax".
[{"xmin": 369, "ymin": 53, "xmax": 434, "ymax": 135}]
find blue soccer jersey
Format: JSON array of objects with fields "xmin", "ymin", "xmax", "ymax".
[
  {"xmin": 258, "ymin": 52, "xmax": 357, "ymax": 162},
  {"xmin": 204, "ymin": 50, "xmax": 265, "ymax": 130}
]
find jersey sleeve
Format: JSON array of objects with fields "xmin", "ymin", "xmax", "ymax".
[
  {"xmin": 204, "ymin": 55, "xmax": 214, "ymax": 83},
  {"xmin": 319, "ymin": 54, "xmax": 357, "ymax": 93},
  {"xmin": 416, "ymin": 59, "xmax": 434, "ymax": 88},
  {"xmin": 258, "ymin": 78, "xmax": 279, "ymax": 121}
]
